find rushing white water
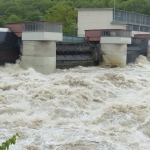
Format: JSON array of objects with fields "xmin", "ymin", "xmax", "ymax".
[{"xmin": 1, "ymin": 56, "xmax": 150, "ymax": 150}]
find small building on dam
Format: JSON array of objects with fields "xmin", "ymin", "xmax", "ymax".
[
  {"xmin": 0, "ymin": 8, "xmax": 150, "ymax": 74},
  {"xmin": 77, "ymin": 8, "xmax": 150, "ymax": 36}
]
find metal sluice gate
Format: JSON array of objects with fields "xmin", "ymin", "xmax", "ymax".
[
  {"xmin": 127, "ymin": 37, "xmax": 148, "ymax": 63},
  {"xmin": 56, "ymin": 43, "xmax": 100, "ymax": 68}
]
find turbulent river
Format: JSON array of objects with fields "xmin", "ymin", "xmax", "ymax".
[{"xmin": 1, "ymin": 56, "xmax": 150, "ymax": 150}]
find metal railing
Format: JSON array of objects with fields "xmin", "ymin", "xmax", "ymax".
[
  {"xmin": 23, "ymin": 22, "xmax": 62, "ymax": 33},
  {"xmin": 62, "ymin": 36, "xmax": 84, "ymax": 43},
  {"xmin": 101, "ymin": 29, "xmax": 131, "ymax": 37},
  {"xmin": 113, "ymin": 9, "xmax": 150, "ymax": 26}
]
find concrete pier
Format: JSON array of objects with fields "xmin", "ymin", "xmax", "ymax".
[
  {"xmin": 101, "ymin": 44, "xmax": 127, "ymax": 67},
  {"xmin": 21, "ymin": 41, "xmax": 56, "ymax": 74},
  {"xmin": 21, "ymin": 22, "xmax": 62, "ymax": 74},
  {"xmin": 100, "ymin": 30, "xmax": 131, "ymax": 67}
]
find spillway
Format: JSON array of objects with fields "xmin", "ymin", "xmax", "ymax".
[{"xmin": 0, "ymin": 56, "xmax": 150, "ymax": 150}]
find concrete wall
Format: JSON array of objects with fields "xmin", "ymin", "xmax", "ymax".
[
  {"xmin": 101, "ymin": 37, "xmax": 131, "ymax": 44},
  {"xmin": 22, "ymin": 41, "xmax": 56, "ymax": 56},
  {"xmin": 77, "ymin": 9, "xmax": 126, "ymax": 36},
  {"xmin": 22, "ymin": 32, "xmax": 62, "ymax": 41},
  {"xmin": 101, "ymin": 44, "xmax": 127, "ymax": 67},
  {"xmin": 21, "ymin": 56, "xmax": 56, "ymax": 74},
  {"xmin": 0, "ymin": 28, "xmax": 11, "ymax": 32},
  {"xmin": 21, "ymin": 41, "xmax": 56, "ymax": 74}
]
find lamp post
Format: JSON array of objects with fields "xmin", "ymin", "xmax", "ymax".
[{"xmin": 114, "ymin": 0, "xmax": 116, "ymax": 22}]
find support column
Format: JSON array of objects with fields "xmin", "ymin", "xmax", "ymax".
[
  {"xmin": 101, "ymin": 44, "xmax": 127, "ymax": 67},
  {"xmin": 21, "ymin": 41, "xmax": 56, "ymax": 74},
  {"xmin": 20, "ymin": 22, "xmax": 63, "ymax": 74},
  {"xmin": 100, "ymin": 30, "xmax": 131, "ymax": 68}
]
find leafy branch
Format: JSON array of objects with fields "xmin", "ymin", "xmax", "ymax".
[{"xmin": 0, "ymin": 133, "xmax": 20, "ymax": 150}]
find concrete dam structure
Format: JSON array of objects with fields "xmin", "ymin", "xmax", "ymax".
[
  {"xmin": 0, "ymin": 21, "xmax": 149, "ymax": 73},
  {"xmin": 100, "ymin": 29, "xmax": 131, "ymax": 67},
  {"xmin": 21, "ymin": 22, "xmax": 63, "ymax": 74}
]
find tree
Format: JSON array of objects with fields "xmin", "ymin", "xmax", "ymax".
[
  {"xmin": 122, "ymin": 0, "xmax": 150, "ymax": 14},
  {"xmin": 0, "ymin": 0, "xmax": 150, "ymax": 33},
  {"xmin": 0, "ymin": 17, "xmax": 5, "ymax": 27},
  {"xmin": 7, "ymin": 14, "xmax": 21, "ymax": 23},
  {"xmin": 0, "ymin": 133, "xmax": 19, "ymax": 150},
  {"xmin": 25, "ymin": 11, "xmax": 43, "ymax": 21},
  {"xmin": 44, "ymin": 2, "xmax": 77, "ymax": 34}
]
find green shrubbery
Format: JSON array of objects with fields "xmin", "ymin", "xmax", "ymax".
[
  {"xmin": 0, "ymin": 133, "xmax": 19, "ymax": 150},
  {"xmin": 0, "ymin": 0, "xmax": 150, "ymax": 34}
]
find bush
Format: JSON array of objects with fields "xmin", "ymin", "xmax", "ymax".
[{"xmin": 0, "ymin": 133, "xmax": 19, "ymax": 150}]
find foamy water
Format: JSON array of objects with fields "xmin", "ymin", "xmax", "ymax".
[{"xmin": 1, "ymin": 56, "xmax": 150, "ymax": 150}]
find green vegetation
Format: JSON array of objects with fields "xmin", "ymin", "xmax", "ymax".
[
  {"xmin": 44, "ymin": 2, "xmax": 77, "ymax": 34},
  {"xmin": 0, "ymin": 0, "xmax": 150, "ymax": 34},
  {"xmin": 0, "ymin": 133, "xmax": 19, "ymax": 150}
]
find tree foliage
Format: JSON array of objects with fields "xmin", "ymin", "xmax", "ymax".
[
  {"xmin": 0, "ymin": 133, "xmax": 19, "ymax": 150},
  {"xmin": 7, "ymin": 14, "xmax": 21, "ymax": 23},
  {"xmin": 0, "ymin": 0, "xmax": 150, "ymax": 34},
  {"xmin": 44, "ymin": 2, "xmax": 77, "ymax": 34}
]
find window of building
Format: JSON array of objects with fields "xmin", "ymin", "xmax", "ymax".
[
  {"xmin": 146, "ymin": 16, "xmax": 150, "ymax": 26},
  {"xmin": 140, "ymin": 26, "xmax": 149, "ymax": 32},
  {"xmin": 102, "ymin": 31, "xmax": 110, "ymax": 36},
  {"xmin": 126, "ymin": 25, "xmax": 133, "ymax": 30},
  {"xmin": 135, "ymin": 14, "xmax": 140, "ymax": 24},
  {"xmin": 129, "ymin": 13, "xmax": 135, "ymax": 24},
  {"xmin": 133, "ymin": 25, "xmax": 139, "ymax": 31}
]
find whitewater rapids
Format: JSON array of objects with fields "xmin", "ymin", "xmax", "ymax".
[{"xmin": 0, "ymin": 56, "xmax": 150, "ymax": 150}]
